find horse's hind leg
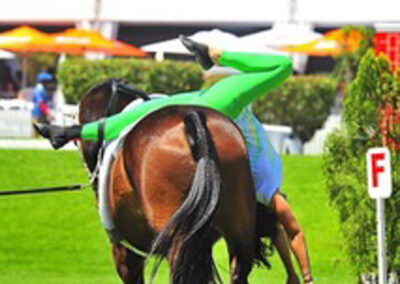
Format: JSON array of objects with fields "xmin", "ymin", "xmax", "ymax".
[
  {"xmin": 112, "ymin": 242, "xmax": 145, "ymax": 284},
  {"xmin": 218, "ymin": 164, "xmax": 256, "ymax": 283},
  {"xmin": 219, "ymin": 187, "xmax": 256, "ymax": 284}
]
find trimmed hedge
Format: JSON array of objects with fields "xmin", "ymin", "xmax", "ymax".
[
  {"xmin": 323, "ymin": 50, "xmax": 400, "ymax": 278},
  {"xmin": 204, "ymin": 75, "xmax": 337, "ymax": 143},
  {"xmin": 57, "ymin": 58, "xmax": 203, "ymax": 104}
]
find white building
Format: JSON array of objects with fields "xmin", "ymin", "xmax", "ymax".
[{"xmin": 0, "ymin": 0, "xmax": 399, "ymax": 45}]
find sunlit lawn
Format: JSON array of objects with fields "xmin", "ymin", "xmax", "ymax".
[{"xmin": 0, "ymin": 150, "xmax": 356, "ymax": 283}]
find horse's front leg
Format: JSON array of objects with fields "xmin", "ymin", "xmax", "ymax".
[{"xmin": 112, "ymin": 241, "xmax": 145, "ymax": 284}]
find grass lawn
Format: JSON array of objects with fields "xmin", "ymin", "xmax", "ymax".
[{"xmin": 0, "ymin": 150, "xmax": 357, "ymax": 283}]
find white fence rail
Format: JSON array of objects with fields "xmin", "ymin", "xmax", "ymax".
[
  {"xmin": 0, "ymin": 100, "xmax": 33, "ymax": 137},
  {"xmin": 303, "ymin": 114, "xmax": 342, "ymax": 155},
  {"xmin": 0, "ymin": 99, "xmax": 78, "ymax": 138}
]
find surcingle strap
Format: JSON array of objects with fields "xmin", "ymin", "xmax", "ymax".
[
  {"xmin": 98, "ymin": 118, "xmax": 106, "ymax": 144},
  {"xmin": 91, "ymin": 118, "xmax": 106, "ymax": 185}
]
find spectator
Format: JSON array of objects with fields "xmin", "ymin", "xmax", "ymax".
[{"xmin": 31, "ymin": 71, "xmax": 55, "ymax": 135}]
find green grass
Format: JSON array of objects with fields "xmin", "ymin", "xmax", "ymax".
[{"xmin": 0, "ymin": 150, "xmax": 357, "ymax": 283}]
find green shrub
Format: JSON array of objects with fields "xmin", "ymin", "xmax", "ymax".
[
  {"xmin": 57, "ymin": 58, "xmax": 203, "ymax": 104},
  {"xmin": 323, "ymin": 50, "xmax": 400, "ymax": 278},
  {"xmin": 203, "ymin": 75, "xmax": 337, "ymax": 143}
]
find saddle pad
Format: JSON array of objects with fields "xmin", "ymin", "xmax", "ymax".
[{"xmin": 98, "ymin": 94, "xmax": 168, "ymax": 234}]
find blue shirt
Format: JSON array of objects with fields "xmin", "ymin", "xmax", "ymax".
[
  {"xmin": 234, "ymin": 108, "xmax": 282, "ymax": 204},
  {"xmin": 31, "ymin": 84, "xmax": 50, "ymax": 117}
]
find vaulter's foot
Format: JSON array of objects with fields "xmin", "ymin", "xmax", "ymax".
[
  {"xmin": 179, "ymin": 35, "xmax": 214, "ymax": 70},
  {"xmin": 33, "ymin": 123, "xmax": 81, "ymax": 150}
]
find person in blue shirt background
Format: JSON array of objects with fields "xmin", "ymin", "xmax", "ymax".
[{"xmin": 31, "ymin": 71, "xmax": 56, "ymax": 136}]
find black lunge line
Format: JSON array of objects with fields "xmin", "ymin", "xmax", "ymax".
[{"xmin": 0, "ymin": 184, "xmax": 88, "ymax": 196}]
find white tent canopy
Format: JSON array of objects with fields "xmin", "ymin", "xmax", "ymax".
[
  {"xmin": 239, "ymin": 23, "xmax": 323, "ymax": 74},
  {"xmin": 142, "ymin": 29, "xmax": 286, "ymax": 56},
  {"xmin": 240, "ymin": 22, "xmax": 322, "ymax": 48},
  {"xmin": 142, "ymin": 29, "xmax": 288, "ymax": 74}
]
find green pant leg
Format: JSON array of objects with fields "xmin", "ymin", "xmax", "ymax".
[
  {"xmin": 192, "ymin": 51, "xmax": 292, "ymax": 118},
  {"xmin": 81, "ymin": 92, "xmax": 199, "ymax": 140},
  {"xmin": 81, "ymin": 52, "xmax": 292, "ymax": 141}
]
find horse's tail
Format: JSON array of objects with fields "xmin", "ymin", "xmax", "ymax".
[{"xmin": 150, "ymin": 110, "xmax": 221, "ymax": 284}]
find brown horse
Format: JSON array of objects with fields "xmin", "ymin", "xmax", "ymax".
[{"xmin": 78, "ymin": 79, "xmax": 271, "ymax": 284}]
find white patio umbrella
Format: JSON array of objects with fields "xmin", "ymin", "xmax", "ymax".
[
  {"xmin": 142, "ymin": 29, "xmax": 286, "ymax": 74},
  {"xmin": 240, "ymin": 23, "xmax": 322, "ymax": 73}
]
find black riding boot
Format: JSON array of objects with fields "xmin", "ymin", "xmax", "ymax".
[
  {"xmin": 33, "ymin": 123, "xmax": 81, "ymax": 149},
  {"xmin": 180, "ymin": 35, "xmax": 214, "ymax": 70}
]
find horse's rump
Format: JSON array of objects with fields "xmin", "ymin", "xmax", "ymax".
[
  {"xmin": 108, "ymin": 105, "xmax": 255, "ymax": 248},
  {"xmin": 78, "ymin": 80, "xmax": 268, "ymax": 283}
]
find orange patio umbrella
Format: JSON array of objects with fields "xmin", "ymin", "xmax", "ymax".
[
  {"xmin": 281, "ymin": 29, "xmax": 362, "ymax": 56},
  {"xmin": 0, "ymin": 26, "xmax": 147, "ymax": 87},
  {"xmin": 51, "ymin": 28, "xmax": 147, "ymax": 56},
  {"xmin": 0, "ymin": 26, "xmax": 56, "ymax": 88},
  {"xmin": 51, "ymin": 28, "xmax": 112, "ymax": 54},
  {"xmin": 0, "ymin": 26, "xmax": 53, "ymax": 53},
  {"xmin": 103, "ymin": 40, "xmax": 148, "ymax": 57}
]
